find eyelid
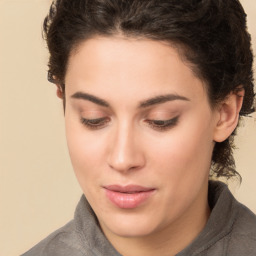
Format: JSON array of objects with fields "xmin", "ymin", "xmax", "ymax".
[
  {"xmin": 144, "ymin": 116, "xmax": 179, "ymax": 131},
  {"xmin": 80, "ymin": 117, "xmax": 110, "ymax": 129},
  {"xmin": 80, "ymin": 114, "xmax": 179, "ymax": 131},
  {"xmin": 145, "ymin": 109, "xmax": 179, "ymax": 119}
]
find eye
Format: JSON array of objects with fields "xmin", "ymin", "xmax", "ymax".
[
  {"xmin": 80, "ymin": 117, "xmax": 110, "ymax": 130},
  {"xmin": 145, "ymin": 116, "xmax": 179, "ymax": 131}
]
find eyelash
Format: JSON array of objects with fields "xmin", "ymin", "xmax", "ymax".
[
  {"xmin": 145, "ymin": 116, "xmax": 179, "ymax": 131},
  {"xmin": 80, "ymin": 116, "xmax": 179, "ymax": 131},
  {"xmin": 80, "ymin": 117, "xmax": 110, "ymax": 130}
]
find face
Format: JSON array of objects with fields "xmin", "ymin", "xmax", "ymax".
[{"xmin": 64, "ymin": 37, "xmax": 219, "ymax": 239}]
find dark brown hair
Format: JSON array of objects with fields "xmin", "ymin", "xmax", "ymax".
[{"xmin": 43, "ymin": 0, "xmax": 255, "ymax": 179}]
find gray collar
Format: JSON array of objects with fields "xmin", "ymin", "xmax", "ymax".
[{"xmin": 177, "ymin": 181, "xmax": 238, "ymax": 255}]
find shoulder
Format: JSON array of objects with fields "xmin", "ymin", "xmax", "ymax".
[
  {"xmin": 227, "ymin": 202, "xmax": 256, "ymax": 255},
  {"xmin": 21, "ymin": 195, "xmax": 120, "ymax": 256},
  {"xmin": 21, "ymin": 220, "xmax": 86, "ymax": 256}
]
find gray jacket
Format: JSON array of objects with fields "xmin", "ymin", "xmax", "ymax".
[{"xmin": 22, "ymin": 181, "xmax": 256, "ymax": 256}]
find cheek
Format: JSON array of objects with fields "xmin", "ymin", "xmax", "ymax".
[
  {"xmin": 148, "ymin": 117, "xmax": 214, "ymax": 183},
  {"xmin": 65, "ymin": 118, "xmax": 106, "ymax": 187},
  {"xmin": 146, "ymin": 120, "xmax": 214, "ymax": 217}
]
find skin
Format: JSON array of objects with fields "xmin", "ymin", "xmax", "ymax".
[{"xmin": 63, "ymin": 36, "xmax": 243, "ymax": 256}]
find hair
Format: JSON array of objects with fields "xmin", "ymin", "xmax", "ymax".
[{"xmin": 43, "ymin": 0, "xmax": 255, "ymax": 180}]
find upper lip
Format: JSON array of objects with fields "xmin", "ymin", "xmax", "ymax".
[{"xmin": 103, "ymin": 185, "xmax": 155, "ymax": 193}]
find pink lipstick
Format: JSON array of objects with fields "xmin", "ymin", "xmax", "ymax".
[{"xmin": 104, "ymin": 185, "xmax": 155, "ymax": 209}]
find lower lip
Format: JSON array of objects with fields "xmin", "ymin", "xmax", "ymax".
[{"xmin": 105, "ymin": 189, "xmax": 155, "ymax": 209}]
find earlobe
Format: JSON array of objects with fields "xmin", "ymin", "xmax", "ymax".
[
  {"xmin": 56, "ymin": 84, "xmax": 64, "ymax": 99},
  {"xmin": 213, "ymin": 89, "xmax": 244, "ymax": 142}
]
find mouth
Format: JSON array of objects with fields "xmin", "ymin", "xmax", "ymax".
[{"xmin": 103, "ymin": 185, "xmax": 156, "ymax": 209}]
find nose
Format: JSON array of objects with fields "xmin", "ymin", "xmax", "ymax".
[{"xmin": 107, "ymin": 123, "xmax": 145, "ymax": 173}]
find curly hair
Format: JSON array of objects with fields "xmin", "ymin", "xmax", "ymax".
[{"xmin": 43, "ymin": 0, "xmax": 255, "ymax": 180}]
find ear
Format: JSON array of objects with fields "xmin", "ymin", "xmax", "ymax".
[
  {"xmin": 56, "ymin": 84, "xmax": 64, "ymax": 99},
  {"xmin": 213, "ymin": 89, "xmax": 244, "ymax": 142}
]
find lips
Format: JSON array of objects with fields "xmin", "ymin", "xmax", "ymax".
[{"xmin": 103, "ymin": 185, "xmax": 155, "ymax": 209}]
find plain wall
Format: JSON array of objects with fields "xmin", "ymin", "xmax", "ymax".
[{"xmin": 0, "ymin": 1, "xmax": 255, "ymax": 255}]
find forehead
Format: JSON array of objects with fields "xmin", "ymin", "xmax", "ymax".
[{"xmin": 65, "ymin": 36, "xmax": 207, "ymax": 103}]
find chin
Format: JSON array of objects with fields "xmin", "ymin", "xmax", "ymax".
[
  {"xmin": 109, "ymin": 225, "xmax": 157, "ymax": 238},
  {"xmin": 99, "ymin": 211, "xmax": 161, "ymax": 238}
]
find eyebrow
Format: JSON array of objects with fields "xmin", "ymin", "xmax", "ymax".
[
  {"xmin": 139, "ymin": 94, "xmax": 190, "ymax": 108},
  {"xmin": 71, "ymin": 92, "xmax": 189, "ymax": 108},
  {"xmin": 71, "ymin": 92, "xmax": 109, "ymax": 107}
]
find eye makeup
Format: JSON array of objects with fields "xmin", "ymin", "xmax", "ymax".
[
  {"xmin": 77, "ymin": 99, "xmax": 182, "ymax": 132},
  {"xmin": 80, "ymin": 117, "xmax": 111, "ymax": 130},
  {"xmin": 144, "ymin": 116, "xmax": 179, "ymax": 131},
  {"xmin": 80, "ymin": 116, "xmax": 179, "ymax": 132}
]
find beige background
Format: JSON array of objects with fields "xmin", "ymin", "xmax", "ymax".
[{"xmin": 0, "ymin": 0, "xmax": 255, "ymax": 255}]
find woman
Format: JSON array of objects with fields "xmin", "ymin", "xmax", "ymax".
[{"xmin": 22, "ymin": 0, "xmax": 256, "ymax": 255}]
